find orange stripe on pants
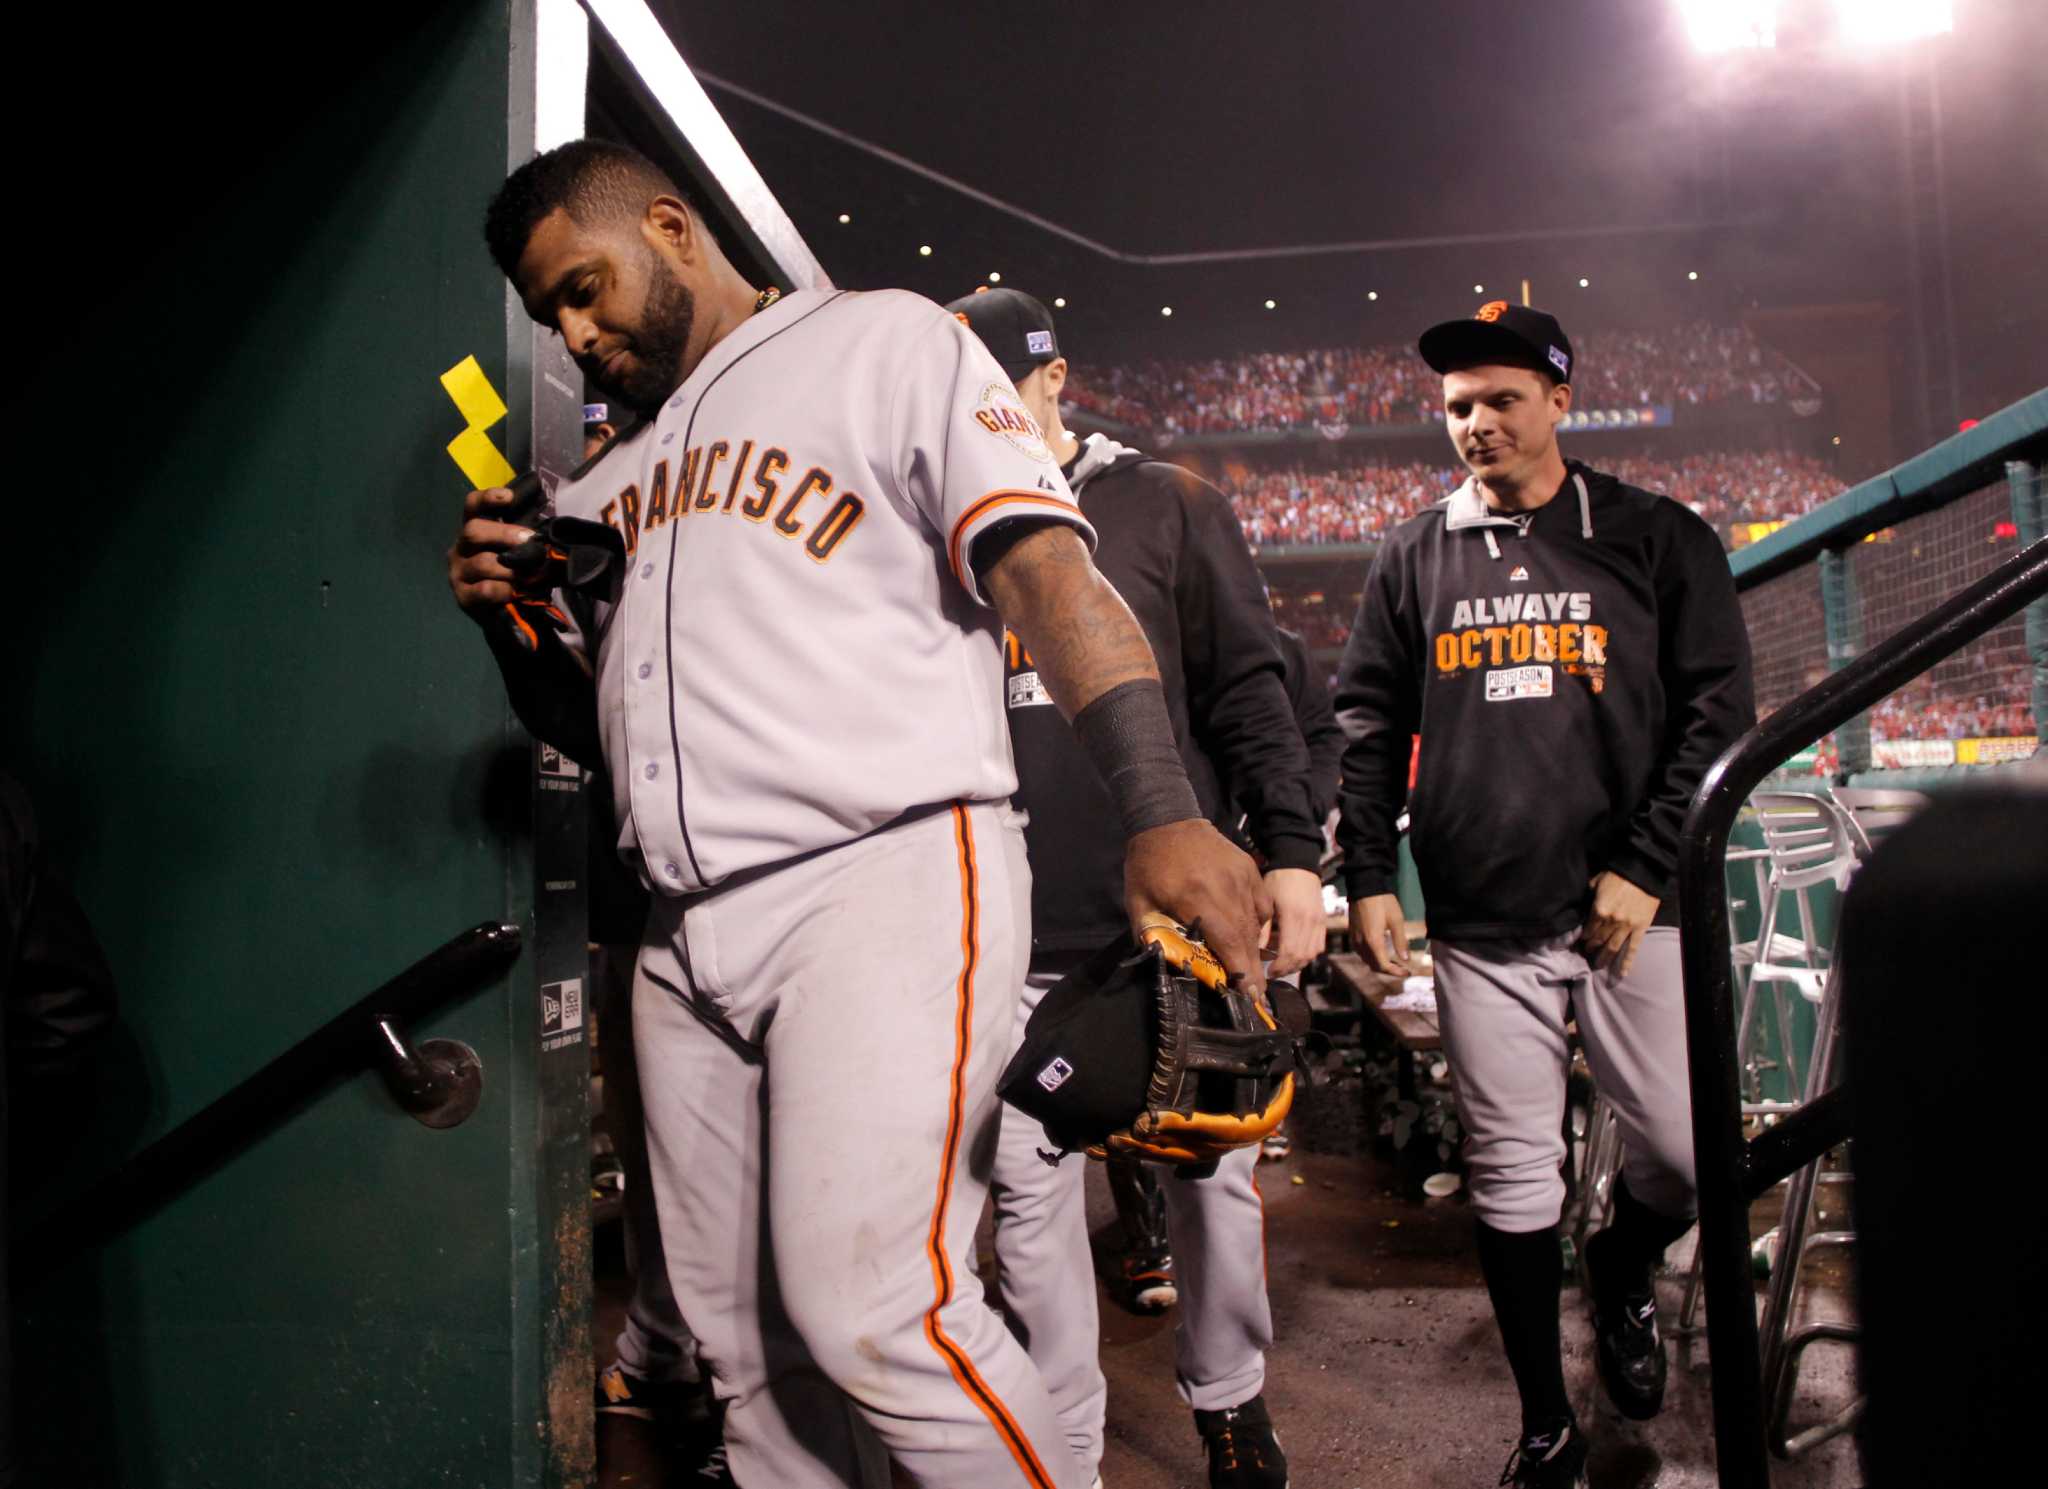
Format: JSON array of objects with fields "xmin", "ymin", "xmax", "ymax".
[{"xmin": 921, "ymin": 804, "xmax": 1059, "ymax": 1489}]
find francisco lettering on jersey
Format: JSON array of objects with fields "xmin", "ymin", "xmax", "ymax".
[
  {"xmin": 1004, "ymin": 629, "xmax": 1056, "ymax": 709},
  {"xmin": 971, "ymin": 382, "xmax": 1053, "ymax": 464},
  {"xmin": 592, "ymin": 438, "xmax": 868, "ymax": 566},
  {"xmin": 1432, "ymin": 590, "xmax": 1610, "ymax": 696}
]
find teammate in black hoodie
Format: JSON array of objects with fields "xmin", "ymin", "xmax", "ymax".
[
  {"xmin": 951, "ymin": 288, "xmax": 1311, "ymax": 1489},
  {"xmin": 1335, "ymin": 304, "xmax": 1754, "ymax": 1489}
]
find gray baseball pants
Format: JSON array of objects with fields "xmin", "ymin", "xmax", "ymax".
[
  {"xmin": 1431, "ymin": 926, "xmax": 1697, "ymax": 1232},
  {"xmin": 633, "ymin": 802, "xmax": 1083, "ymax": 1489},
  {"xmin": 990, "ymin": 958, "xmax": 1273, "ymax": 1484}
]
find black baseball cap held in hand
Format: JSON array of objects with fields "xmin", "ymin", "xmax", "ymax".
[
  {"xmin": 1419, "ymin": 300, "xmax": 1574, "ymax": 386},
  {"xmin": 944, "ymin": 287, "xmax": 1061, "ymax": 381}
]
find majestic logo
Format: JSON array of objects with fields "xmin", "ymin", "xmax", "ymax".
[
  {"xmin": 1547, "ymin": 345, "xmax": 1571, "ymax": 378},
  {"xmin": 1476, "ymin": 299, "xmax": 1510, "ymax": 323},
  {"xmin": 1036, "ymin": 1056, "xmax": 1075, "ymax": 1093},
  {"xmin": 972, "ymin": 381, "xmax": 1053, "ymax": 463},
  {"xmin": 1509, "ymin": 565, "xmax": 1530, "ymax": 582},
  {"xmin": 1026, "ymin": 330, "xmax": 1055, "ymax": 355}
]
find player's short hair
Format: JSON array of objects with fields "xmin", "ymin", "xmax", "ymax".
[{"xmin": 483, "ymin": 139, "xmax": 691, "ymax": 277}]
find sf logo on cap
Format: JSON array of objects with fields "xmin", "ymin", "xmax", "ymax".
[{"xmin": 1476, "ymin": 300, "xmax": 1510, "ymax": 323}]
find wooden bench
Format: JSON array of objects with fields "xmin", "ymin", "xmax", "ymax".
[{"xmin": 1324, "ymin": 951, "xmax": 1440, "ymax": 1056}]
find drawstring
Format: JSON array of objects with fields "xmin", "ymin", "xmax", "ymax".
[
  {"xmin": 1574, "ymin": 472, "xmax": 1593, "ymax": 539},
  {"xmin": 1483, "ymin": 529, "xmax": 1501, "ymax": 561}
]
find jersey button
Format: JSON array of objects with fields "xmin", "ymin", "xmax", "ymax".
[
  {"xmin": 643, "ymin": 762, "xmax": 659, "ymax": 780},
  {"xmin": 640, "ymin": 563, "xmax": 654, "ymax": 580},
  {"xmin": 662, "ymin": 862, "xmax": 681, "ymax": 880},
  {"xmin": 637, "ymin": 662, "xmax": 653, "ymax": 680}
]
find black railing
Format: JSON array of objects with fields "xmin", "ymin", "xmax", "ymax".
[
  {"xmin": 16, "ymin": 920, "xmax": 522, "ymax": 1280},
  {"xmin": 1678, "ymin": 534, "xmax": 2048, "ymax": 1488}
]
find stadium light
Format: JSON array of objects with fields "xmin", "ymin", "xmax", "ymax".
[
  {"xmin": 1473, "ymin": 283, "xmax": 1485, "ymax": 293},
  {"xmin": 1054, "ymin": 297, "xmax": 1067, "ymax": 308},
  {"xmin": 1161, "ymin": 306, "xmax": 1173, "ymax": 317},
  {"xmin": 1677, "ymin": 0, "xmax": 1778, "ymax": 53},
  {"xmin": 1834, "ymin": 0, "xmax": 1953, "ymax": 45},
  {"xmin": 1264, "ymin": 299, "xmax": 1276, "ymax": 309},
  {"xmin": 1688, "ymin": 269, "xmax": 1701, "ymax": 280},
  {"xmin": 837, "ymin": 212, "xmax": 851, "ymax": 224},
  {"xmin": 1578, "ymin": 277, "xmax": 1590, "ymax": 288},
  {"xmin": 918, "ymin": 244, "xmax": 932, "ymax": 256},
  {"xmin": 1367, "ymin": 290, "xmax": 1379, "ymax": 301},
  {"xmin": 988, "ymin": 271, "xmax": 1002, "ymax": 282}
]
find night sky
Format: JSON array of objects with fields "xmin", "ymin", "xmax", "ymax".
[{"xmin": 658, "ymin": 0, "xmax": 2045, "ymax": 414}]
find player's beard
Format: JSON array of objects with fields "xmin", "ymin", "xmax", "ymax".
[{"xmin": 599, "ymin": 245, "xmax": 695, "ymax": 420}]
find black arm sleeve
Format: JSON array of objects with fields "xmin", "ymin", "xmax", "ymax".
[
  {"xmin": 1605, "ymin": 512, "xmax": 1757, "ymax": 895},
  {"xmin": 1334, "ymin": 541, "xmax": 1422, "ymax": 900},
  {"xmin": 483, "ymin": 622, "xmax": 605, "ymax": 768},
  {"xmin": 1277, "ymin": 628, "xmax": 1345, "ymax": 822},
  {"xmin": 1174, "ymin": 482, "xmax": 1323, "ymax": 872}
]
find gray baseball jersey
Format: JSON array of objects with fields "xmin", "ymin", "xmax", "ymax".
[{"xmin": 550, "ymin": 287, "xmax": 1094, "ymax": 893}]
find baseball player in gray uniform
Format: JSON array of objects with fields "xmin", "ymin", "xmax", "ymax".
[
  {"xmin": 950, "ymin": 289, "xmax": 1316, "ymax": 1489},
  {"xmin": 1334, "ymin": 303, "xmax": 1754, "ymax": 1487},
  {"xmin": 446, "ymin": 141, "xmax": 1273, "ymax": 1489}
]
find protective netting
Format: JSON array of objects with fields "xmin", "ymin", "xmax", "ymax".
[
  {"xmin": 1740, "ymin": 568, "xmax": 1832, "ymax": 725},
  {"xmin": 1846, "ymin": 477, "xmax": 2039, "ymax": 768}
]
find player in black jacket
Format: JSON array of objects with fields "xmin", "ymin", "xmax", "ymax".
[
  {"xmin": 951, "ymin": 288, "xmax": 1312, "ymax": 1489},
  {"xmin": 1335, "ymin": 304, "xmax": 1754, "ymax": 1489}
]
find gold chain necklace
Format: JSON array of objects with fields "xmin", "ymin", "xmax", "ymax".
[{"xmin": 753, "ymin": 286, "xmax": 782, "ymax": 314}]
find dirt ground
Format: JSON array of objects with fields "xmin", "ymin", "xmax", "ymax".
[{"xmin": 594, "ymin": 1070, "xmax": 1861, "ymax": 1488}]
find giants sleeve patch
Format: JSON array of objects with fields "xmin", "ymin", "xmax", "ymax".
[{"xmin": 970, "ymin": 382, "xmax": 1053, "ymax": 463}]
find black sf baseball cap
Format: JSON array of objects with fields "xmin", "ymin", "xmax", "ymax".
[
  {"xmin": 944, "ymin": 287, "xmax": 1060, "ymax": 381},
  {"xmin": 1419, "ymin": 300, "xmax": 1574, "ymax": 386}
]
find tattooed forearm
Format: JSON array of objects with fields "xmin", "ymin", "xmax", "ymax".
[{"xmin": 982, "ymin": 524, "xmax": 1159, "ymax": 718}]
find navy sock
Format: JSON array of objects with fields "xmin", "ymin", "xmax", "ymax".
[
  {"xmin": 1475, "ymin": 1221, "xmax": 1572, "ymax": 1433},
  {"xmin": 1597, "ymin": 1175, "xmax": 1695, "ymax": 1289}
]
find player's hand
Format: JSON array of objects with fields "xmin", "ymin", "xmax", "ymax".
[
  {"xmin": 1125, "ymin": 820, "xmax": 1273, "ymax": 998},
  {"xmin": 447, "ymin": 486, "xmax": 541, "ymax": 620},
  {"xmin": 1580, "ymin": 870, "xmax": 1660, "ymax": 978},
  {"xmin": 1261, "ymin": 867, "xmax": 1326, "ymax": 978},
  {"xmin": 1348, "ymin": 893, "xmax": 1412, "ymax": 977}
]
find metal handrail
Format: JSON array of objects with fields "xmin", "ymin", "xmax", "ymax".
[
  {"xmin": 15, "ymin": 920, "xmax": 523, "ymax": 1280},
  {"xmin": 1678, "ymin": 534, "xmax": 2048, "ymax": 1488}
]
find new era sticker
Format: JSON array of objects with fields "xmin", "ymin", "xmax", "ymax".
[
  {"xmin": 1036, "ymin": 1056, "xmax": 1075, "ymax": 1093},
  {"xmin": 1486, "ymin": 665, "xmax": 1554, "ymax": 701},
  {"xmin": 541, "ymin": 977, "xmax": 585, "ymax": 1051},
  {"xmin": 1026, "ymin": 330, "xmax": 1055, "ymax": 355}
]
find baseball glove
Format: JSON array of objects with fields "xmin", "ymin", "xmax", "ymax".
[{"xmin": 998, "ymin": 915, "xmax": 1298, "ymax": 1171}]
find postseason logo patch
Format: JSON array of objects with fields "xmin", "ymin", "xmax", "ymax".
[
  {"xmin": 1007, "ymin": 670, "xmax": 1055, "ymax": 710},
  {"xmin": 1485, "ymin": 665, "xmax": 1554, "ymax": 701},
  {"xmin": 1548, "ymin": 345, "xmax": 1571, "ymax": 378},
  {"xmin": 1036, "ymin": 1056, "xmax": 1075, "ymax": 1093},
  {"xmin": 971, "ymin": 381, "xmax": 1054, "ymax": 464}
]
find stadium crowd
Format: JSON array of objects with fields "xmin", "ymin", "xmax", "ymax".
[
  {"xmin": 1063, "ymin": 322, "xmax": 1814, "ymax": 436},
  {"xmin": 1224, "ymin": 449, "xmax": 1843, "ymax": 548},
  {"xmin": 1869, "ymin": 675, "xmax": 2037, "ymax": 743}
]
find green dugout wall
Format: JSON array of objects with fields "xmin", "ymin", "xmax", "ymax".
[{"xmin": 0, "ymin": 3, "xmax": 821, "ymax": 1484}]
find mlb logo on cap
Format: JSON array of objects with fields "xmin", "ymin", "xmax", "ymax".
[{"xmin": 1026, "ymin": 330, "xmax": 1055, "ymax": 356}]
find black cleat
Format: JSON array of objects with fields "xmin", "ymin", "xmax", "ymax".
[
  {"xmin": 1585, "ymin": 1227, "xmax": 1668, "ymax": 1420},
  {"xmin": 1194, "ymin": 1394, "xmax": 1288, "ymax": 1489},
  {"xmin": 1499, "ymin": 1420, "xmax": 1589, "ymax": 1488}
]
